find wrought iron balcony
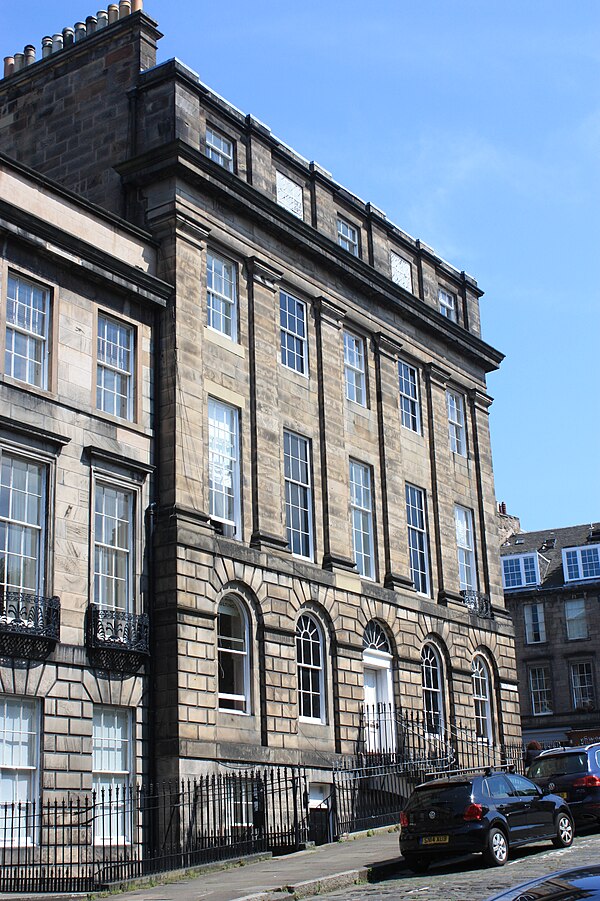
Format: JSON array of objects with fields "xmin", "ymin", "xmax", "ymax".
[
  {"xmin": 0, "ymin": 591, "xmax": 60, "ymax": 642},
  {"xmin": 87, "ymin": 604, "xmax": 149, "ymax": 655},
  {"xmin": 460, "ymin": 589, "xmax": 493, "ymax": 618}
]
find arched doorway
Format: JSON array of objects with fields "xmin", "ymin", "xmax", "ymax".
[{"xmin": 362, "ymin": 621, "xmax": 395, "ymax": 752}]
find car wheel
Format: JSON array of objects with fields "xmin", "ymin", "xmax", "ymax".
[
  {"xmin": 403, "ymin": 853, "xmax": 430, "ymax": 873},
  {"xmin": 483, "ymin": 827, "xmax": 508, "ymax": 867},
  {"xmin": 552, "ymin": 812, "xmax": 574, "ymax": 848}
]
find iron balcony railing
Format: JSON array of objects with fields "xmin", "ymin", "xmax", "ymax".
[
  {"xmin": 87, "ymin": 605, "xmax": 149, "ymax": 655},
  {"xmin": 0, "ymin": 592, "xmax": 60, "ymax": 642},
  {"xmin": 460, "ymin": 589, "xmax": 493, "ymax": 618}
]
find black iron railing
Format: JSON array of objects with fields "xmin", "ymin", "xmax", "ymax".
[
  {"xmin": 0, "ymin": 768, "xmax": 309, "ymax": 894},
  {"xmin": 460, "ymin": 589, "xmax": 493, "ymax": 618},
  {"xmin": 87, "ymin": 605, "xmax": 149, "ymax": 654},
  {"xmin": 0, "ymin": 592, "xmax": 60, "ymax": 642}
]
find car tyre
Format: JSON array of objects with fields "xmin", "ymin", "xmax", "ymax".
[
  {"xmin": 483, "ymin": 827, "xmax": 508, "ymax": 867},
  {"xmin": 403, "ymin": 853, "xmax": 430, "ymax": 873},
  {"xmin": 552, "ymin": 812, "xmax": 574, "ymax": 848}
]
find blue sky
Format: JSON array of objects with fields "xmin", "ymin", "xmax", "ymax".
[{"xmin": 3, "ymin": 1, "xmax": 599, "ymax": 531}]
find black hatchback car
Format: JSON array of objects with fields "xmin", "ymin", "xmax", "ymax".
[
  {"xmin": 399, "ymin": 770, "xmax": 573, "ymax": 872},
  {"xmin": 527, "ymin": 743, "xmax": 600, "ymax": 827}
]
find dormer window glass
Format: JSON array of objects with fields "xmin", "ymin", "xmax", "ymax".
[
  {"xmin": 206, "ymin": 127, "xmax": 234, "ymax": 172},
  {"xmin": 439, "ymin": 287, "xmax": 457, "ymax": 322},
  {"xmin": 563, "ymin": 545, "xmax": 600, "ymax": 583},
  {"xmin": 276, "ymin": 172, "xmax": 304, "ymax": 219},
  {"xmin": 502, "ymin": 553, "xmax": 540, "ymax": 589},
  {"xmin": 337, "ymin": 218, "xmax": 359, "ymax": 256}
]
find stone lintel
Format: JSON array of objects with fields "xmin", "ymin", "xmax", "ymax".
[
  {"xmin": 246, "ymin": 256, "xmax": 283, "ymax": 291},
  {"xmin": 372, "ymin": 331, "xmax": 403, "ymax": 361},
  {"xmin": 146, "ymin": 200, "xmax": 211, "ymax": 249},
  {"xmin": 0, "ymin": 415, "xmax": 71, "ymax": 450},
  {"xmin": 468, "ymin": 387, "xmax": 494, "ymax": 412},
  {"xmin": 315, "ymin": 295, "xmax": 345, "ymax": 328},
  {"xmin": 425, "ymin": 362, "xmax": 451, "ymax": 387},
  {"xmin": 85, "ymin": 445, "xmax": 154, "ymax": 480}
]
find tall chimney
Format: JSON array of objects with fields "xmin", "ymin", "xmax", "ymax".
[
  {"xmin": 107, "ymin": 4, "xmax": 119, "ymax": 24},
  {"xmin": 24, "ymin": 45, "xmax": 36, "ymax": 66},
  {"xmin": 41, "ymin": 37, "xmax": 53, "ymax": 58},
  {"xmin": 97, "ymin": 10, "xmax": 109, "ymax": 28}
]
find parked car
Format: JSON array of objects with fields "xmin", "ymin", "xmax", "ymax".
[
  {"xmin": 399, "ymin": 770, "xmax": 574, "ymax": 872},
  {"xmin": 483, "ymin": 865, "xmax": 600, "ymax": 900},
  {"xmin": 527, "ymin": 743, "xmax": 600, "ymax": 827}
]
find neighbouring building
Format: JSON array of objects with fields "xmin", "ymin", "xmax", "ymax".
[
  {"xmin": 500, "ymin": 521, "xmax": 600, "ymax": 745},
  {"xmin": 0, "ymin": 0, "xmax": 520, "ymax": 831}
]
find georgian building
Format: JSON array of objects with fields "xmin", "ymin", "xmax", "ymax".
[
  {"xmin": 0, "ymin": 0, "xmax": 520, "ymax": 806},
  {"xmin": 500, "ymin": 521, "xmax": 600, "ymax": 745}
]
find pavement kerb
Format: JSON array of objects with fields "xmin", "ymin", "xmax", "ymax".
[{"xmin": 228, "ymin": 857, "xmax": 407, "ymax": 901}]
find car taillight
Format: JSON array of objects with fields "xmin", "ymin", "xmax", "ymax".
[
  {"xmin": 400, "ymin": 811, "xmax": 409, "ymax": 828},
  {"xmin": 573, "ymin": 774, "xmax": 600, "ymax": 788},
  {"xmin": 463, "ymin": 803, "xmax": 484, "ymax": 822}
]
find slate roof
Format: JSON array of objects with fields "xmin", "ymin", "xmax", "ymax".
[{"xmin": 500, "ymin": 522, "xmax": 600, "ymax": 592}]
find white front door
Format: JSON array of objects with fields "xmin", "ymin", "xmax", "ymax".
[{"xmin": 363, "ymin": 652, "xmax": 395, "ymax": 753}]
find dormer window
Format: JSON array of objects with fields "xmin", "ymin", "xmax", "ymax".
[
  {"xmin": 563, "ymin": 545, "xmax": 600, "ymax": 583},
  {"xmin": 502, "ymin": 553, "xmax": 540, "ymax": 589}
]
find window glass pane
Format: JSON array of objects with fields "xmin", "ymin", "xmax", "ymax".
[
  {"xmin": 218, "ymin": 598, "xmax": 249, "ymax": 712},
  {"xmin": 97, "ymin": 315, "xmax": 134, "ymax": 420},
  {"xmin": 207, "ymin": 253, "xmax": 237, "ymax": 339},
  {"xmin": 206, "ymin": 127, "xmax": 234, "ymax": 171},
  {"xmin": 5, "ymin": 275, "xmax": 49, "ymax": 389},
  {"xmin": 455, "ymin": 506, "xmax": 476, "ymax": 591},
  {"xmin": 337, "ymin": 218, "xmax": 358, "ymax": 255},
  {"xmin": 406, "ymin": 484, "xmax": 429, "ymax": 595},
  {"xmin": 529, "ymin": 666, "xmax": 552, "ymax": 715},
  {"xmin": 422, "ymin": 645, "xmax": 443, "ymax": 734},
  {"xmin": 350, "ymin": 461, "xmax": 374, "ymax": 579},
  {"xmin": 565, "ymin": 598, "xmax": 587, "ymax": 640},
  {"xmin": 208, "ymin": 398, "xmax": 240, "ymax": 537},
  {"xmin": 284, "ymin": 432, "xmax": 312, "ymax": 559},
  {"xmin": 399, "ymin": 361, "xmax": 420, "ymax": 432},
  {"xmin": 439, "ymin": 287, "xmax": 456, "ymax": 322},
  {"xmin": 276, "ymin": 172, "xmax": 304, "ymax": 218},
  {"xmin": 296, "ymin": 614, "xmax": 324, "ymax": 721},
  {"xmin": 0, "ymin": 455, "xmax": 45, "ymax": 597},
  {"xmin": 446, "ymin": 390, "xmax": 466, "ymax": 455},
  {"xmin": 390, "ymin": 252, "xmax": 412, "ymax": 292},
  {"xmin": 94, "ymin": 484, "xmax": 133, "ymax": 611},
  {"xmin": 280, "ymin": 291, "xmax": 307, "ymax": 374},
  {"xmin": 344, "ymin": 333, "xmax": 366, "ymax": 405}
]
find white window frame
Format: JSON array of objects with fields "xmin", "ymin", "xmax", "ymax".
[
  {"xmin": 565, "ymin": 598, "xmax": 588, "ymax": 641},
  {"xmin": 276, "ymin": 171, "xmax": 304, "ymax": 219},
  {"xmin": 524, "ymin": 602, "xmax": 546, "ymax": 644},
  {"xmin": 472, "ymin": 655, "xmax": 493, "ymax": 741},
  {"xmin": 349, "ymin": 460, "xmax": 375, "ymax": 580},
  {"xmin": 502, "ymin": 553, "xmax": 540, "ymax": 589},
  {"xmin": 93, "ymin": 481, "xmax": 134, "ymax": 613},
  {"xmin": 421, "ymin": 644, "xmax": 444, "ymax": 736},
  {"xmin": 92, "ymin": 705, "xmax": 132, "ymax": 844},
  {"xmin": 280, "ymin": 290, "xmax": 308, "ymax": 375},
  {"xmin": 344, "ymin": 332, "xmax": 366, "ymax": 406},
  {"xmin": 5, "ymin": 273, "xmax": 50, "ymax": 390},
  {"xmin": 206, "ymin": 252, "xmax": 238, "ymax": 341},
  {"xmin": 563, "ymin": 545, "xmax": 600, "ymax": 583},
  {"xmin": 390, "ymin": 251, "xmax": 412, "ymax": 292},
  {"xmin": 96, "ymin": 314, "xmax": 135, "ymax": 421},
  {"xmin": 398, "ymin": 360, "xmax": 421, "ymax": 433},
  {"xmin": 337, "ymin": 217, "xmax": 359, "ymax": 256},
  {"xmin": 217, "ymin": 596, "xmax": 251, "ymax": 714},
  {"xmin": 446, "ymin": 389, "xmax": 466, "ymax": 456},
  {"xmin": 529, "ymin": 666, "xmax": 553, "ymax": 716},
  {"xmin": 296, "ymin": 613, "xmax": 326, "ymax": 723},
  {"xmin": 0, "ymin": 451, "xmax": 46, "ymax": 599},
  {"xmin": 406, "ymin": 484, "xmax": 430, "ymax": 596},
  {"xmin": 208, "ymin": 398, "xmax": 241, "ymax": 539},
  {"xmin": 205, "ymin": 126, "xmax": 234, "ymax": 171},
  {"xmin": 455, "ymin": 505, "xmax": 476, "ymax": 592},
  {"xmin": 438, "ymin": 287, "xmax": 457, "ymax": 322},
  {"xmin": 0, "ymin": 697, "xmax": 39, "ymax": 846},
  {"xmin": 571, "ymin": 661, "xmax": 595, "ymax": 710},
  {"xmin": 284, "ymin": 431, "xmax": 313, "ymax": 560}
]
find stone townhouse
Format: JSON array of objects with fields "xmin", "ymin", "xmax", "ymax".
[
  {"xmin": 0, "ymin": 1, "xmax": 521, "ymax": 806},
  {"xmin": 499, "ymin": 516, "xmax": 600, "ymax": 745},
  {"xmin": 0, "ymin": 150, "xmax": 170, "ymax": 822}
]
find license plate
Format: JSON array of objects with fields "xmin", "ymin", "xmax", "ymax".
[
  {"xmin": 558, "ymin": 791, "xmax": 568, "ymax": 799},
  {"xmin": 421, "ymin": 835, "xmax": 449, "ymax": 845}
]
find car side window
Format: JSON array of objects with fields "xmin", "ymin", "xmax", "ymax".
[
  {"xmin": 506, "ymin": 773, "xmax": 537, "ymax": 797},
  {"xmin": 596, "ymin": 750, "xmax": 600, "ymax": 769},
  {"xmin": 484, "ymin": 775, "xmax": 512, "ymax": 799}
]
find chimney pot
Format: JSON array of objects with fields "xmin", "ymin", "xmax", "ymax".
[
  {"xmin": 119, "ymin": 0, "xmax": 132, "ymax": 17},
  {"xmin": 52, "ymin": 33, "xmax": 64, "ymax": 53},
  {"xmin": 3, "ymin": 56, "xmax": 15, "ymax": 78},
  {"xmin": 86, "ymin": 16, "xmax": 98, "ymax": 33},
  {"xmin": 107, "ymin": 4, "xmax": 119, "ymax": 23},
  {"xmin": 24, "ymin": 45, "xmax": 36, "ymax": 66},
  {"xmin": 96, "ymin": 10, "xmax": 109, "ymax": 28},
  {"xmin": 62, "ymin": 27, "xmax": 74, "ymax": 48},
  {"xmin": 74, "ymin": 22, "xmax": 87, "ymax": 41},
  {"xmin": 132, "ymin": 0, "xmax": 143, "ymax": 9},
  {"xmin": 41, "ymin": 37, "xmax": 53, "ymax": 58},
  {"xmin": 13, "ymin": 52, "xmax": 24, "ymax": 72}
]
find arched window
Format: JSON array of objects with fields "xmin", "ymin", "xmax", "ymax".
[
  {"xmin": 296, "ymin": 613, "xmax": 325, "ymax": 722},
  {"xmin": 363, "ymin": 621, "xmax": 391, "ymax": 654},
  {"xmin": 421, "ymin": 644, "xmax": 444, "ymax": 735},
  {"xmin": 217, "ymin": 597, "xmax": 250, "ymax": 713},
  {"xmin": 472, "ymin": 655, "xmax": 493, "ymax": 741}
]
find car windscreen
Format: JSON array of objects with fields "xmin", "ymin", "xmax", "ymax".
[
  {"xmin": 529, "ymin": 753, "xmax": 588, "ymax": 779},
  {"xmin": 407, "ymin": 783, "xmax": 472, "ymax": 809}
]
